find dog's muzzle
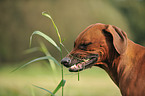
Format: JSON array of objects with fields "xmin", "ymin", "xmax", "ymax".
[{"xmin": 61, "ymin": 54, "xmax": 99, "ymax": 72}]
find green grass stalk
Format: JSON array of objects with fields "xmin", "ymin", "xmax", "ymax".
[
  {"xmin": 60, "ymin": 44, "xmax": 64, "ymax": 96},
  {"xmin": 78, "ymin": 70, "xmax": 80, "ymax": 81},
  {"xmin": 13, "ymin": 12, "xmax": 80, "ymax": 96},
  {"xmin": 42, "ymin": 12, "xmax": 65, "ymax": 96}
]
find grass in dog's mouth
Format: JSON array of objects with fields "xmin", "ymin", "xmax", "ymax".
[{"xmin": 69, "ymin": 57, "xmax": 98, "ymax": 72}]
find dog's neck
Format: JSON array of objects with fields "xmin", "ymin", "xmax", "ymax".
[{"xmin": 101, "ymin": 39, "xmax": 145, "ymax": 95}]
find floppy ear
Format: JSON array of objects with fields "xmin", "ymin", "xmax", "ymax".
[{"xmin": 105, "ymin": 25, "xmax": 127, "ymax": 54}]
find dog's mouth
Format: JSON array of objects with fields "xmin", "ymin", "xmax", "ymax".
[{"xmin": 69, "ymin": 54, "xmax": 98, "ymax": 72}]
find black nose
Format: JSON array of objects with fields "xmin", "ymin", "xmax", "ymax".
[{"xmin": 61, "ymin": 57, "xmax": 71, "ymax": 67}]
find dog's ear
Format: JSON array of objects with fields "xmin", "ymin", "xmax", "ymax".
[{"xmin": 105, "ymin": 25, "xmax": 127, "ymax": 54}]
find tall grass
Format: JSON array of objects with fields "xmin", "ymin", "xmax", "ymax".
[{"xmin": 13, "ymin": 12, "xmax": 69, "ymax": 96}]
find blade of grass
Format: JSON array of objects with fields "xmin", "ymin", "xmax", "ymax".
[
  {"xmin": 52, "ymin": 79, "xmax": 66, "ymax": 95},
  {"xmin": 59, "ymin": 44, "xmax": 64, "ymax": 96},
  {"xmin": 78, "ymin": 70, "xmax": 80, "ymax": 81},
  {"xmin": 60, "ymin": 43, "xmax": 70, "ymax": 54},
  {"xmin": 11, "ymin": 56, "xmax": 60, "ymax": 72},
  {"xmin": 39, "ymin": 41, "xmax": 57, "ymax": 71},
  {"xmin": 30, "ymin": 31, "xmax": 61, "ymax": 52},
  {"xmin": 33, "ymin": 84, "xmax": 55, "ymax": 96},
  {"xmin": 42, "ymin": 12, "xmax": 65, "ymax": 96},
  {"xmin": 23, "ymin": 47, "xmax": 40, "ymax": 54},
  {"xmin": 42, "ymin": 13, "xmax": 70, "ymax": 54},
  {"xmin": 42, "ymin": 12, "xmax": 62, "ymax": 43}
]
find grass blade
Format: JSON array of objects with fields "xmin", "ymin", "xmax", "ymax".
[
  {"xmin": 42, "ymin": 12, "xmax": 66, "ymax": 96},
  {"xmin": 60, "ymin": 43, "xmax": 70, "ymax": 54},
  {"xmin": 52, "ymin": 79, "xmax": 66, "ymax": 95},
  {"xmin": 30, "ymin": 31, "xmax": 61, "ymax": 52},
  {"xmin": 42, "ymin": 12, "xmax": 62, "ymax": 43},
  {"xmin": 39, "ymin": 41, "xmax": 57, "ymax": 71},
  {"xmin": 23, "ymin": 47, "xmax": 40, "ymax": 54},
  {"xmin": 78, "ymin": 70, "xmax": 80, "ymax": 81},
  {"xmin": 33, "ymin": 84, "xmax": 55, "ymax": 96},
  {"xmin": 11, "ymin": 56, "xmax": 60, "ymax": 72}
]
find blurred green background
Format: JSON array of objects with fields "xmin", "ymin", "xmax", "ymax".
[{"xmin": 0, "ymin": 0, "xmax": 145, "ymax": 96}]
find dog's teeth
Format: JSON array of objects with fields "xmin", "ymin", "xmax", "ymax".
[{"xmin": 70, "ymin": 65, "xmax": 77, "ymax": 69}]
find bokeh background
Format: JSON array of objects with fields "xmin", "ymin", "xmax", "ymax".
[{"xmin": 0, "ymin": 0, "xmax": 145, "ymax": 96}]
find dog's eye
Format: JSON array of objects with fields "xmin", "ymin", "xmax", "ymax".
[
  {"xmin": 78, "ymin": 42, "xmax": 92, "ymax": 50},
  {"xmin": 79, "ymin": 44, "xmax": 86, "ymax": 50}
]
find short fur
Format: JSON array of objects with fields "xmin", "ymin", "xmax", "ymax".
[{"xmin": 61, "ymin": 23, "xmax": 145, "ymax": 96}]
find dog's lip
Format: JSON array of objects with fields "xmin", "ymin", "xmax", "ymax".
[{"xmin": 69, "ymin": 56, "xmax": 98, "ymax": 72}]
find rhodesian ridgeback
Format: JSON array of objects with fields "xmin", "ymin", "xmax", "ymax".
[{"xmin": 61, "ymin": 23, "xmax": 145, "ymax": 96}]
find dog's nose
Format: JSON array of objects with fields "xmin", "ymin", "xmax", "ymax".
[{"xmin": 61, "ymin": 57, "xmax": 71, "ymax": 67}]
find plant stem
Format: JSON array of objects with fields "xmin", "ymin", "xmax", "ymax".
[
  {"xmin": 60, "ymin": 43, "xmax": 64, "ymax": 96},
  {"xmin": 61, "ymin": 65, "xmax": 64, "ymax": 96},
  {"xmin": 42, "ymin": 12, "xmax": 65, "ymax": 95},
  {"xmin": 78, "ymin": 70, "xmax": 79, "ymax": 81}
]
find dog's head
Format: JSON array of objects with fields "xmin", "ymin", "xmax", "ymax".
[{"xmin": 61, "ymin": 23, "xmax": 127, "ymax": 72}]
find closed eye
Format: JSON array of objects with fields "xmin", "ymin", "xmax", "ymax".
[{"xmin": 78, "ymin": 42, "xmax": 92, "ymax": 50}]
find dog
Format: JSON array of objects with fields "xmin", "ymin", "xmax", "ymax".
[{"xmin": 61, "ymin": 23, "xmax": 145, "ymax": 96}]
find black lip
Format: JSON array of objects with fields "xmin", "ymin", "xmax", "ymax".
[
  {"xmin": 84, "ymin": 57, "xmax": 98, "ymax": 68},
  {"xmin": 69, "ymin": 68, "xmax": 83, "ymax": 72}
]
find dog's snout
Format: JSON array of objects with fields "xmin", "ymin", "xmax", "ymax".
[{"xmin": 61, "ymin": 57, "xmax": 71, "ymax": 67}]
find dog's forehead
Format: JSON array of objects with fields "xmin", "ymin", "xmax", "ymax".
[{"xmin": 75, "ymin": 24, "xmax": 105, "ymax": 44}]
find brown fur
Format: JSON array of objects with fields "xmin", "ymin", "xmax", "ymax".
[{"xmin": 61, "ymin": 23, "xmax": 145, "ymax": 96}]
